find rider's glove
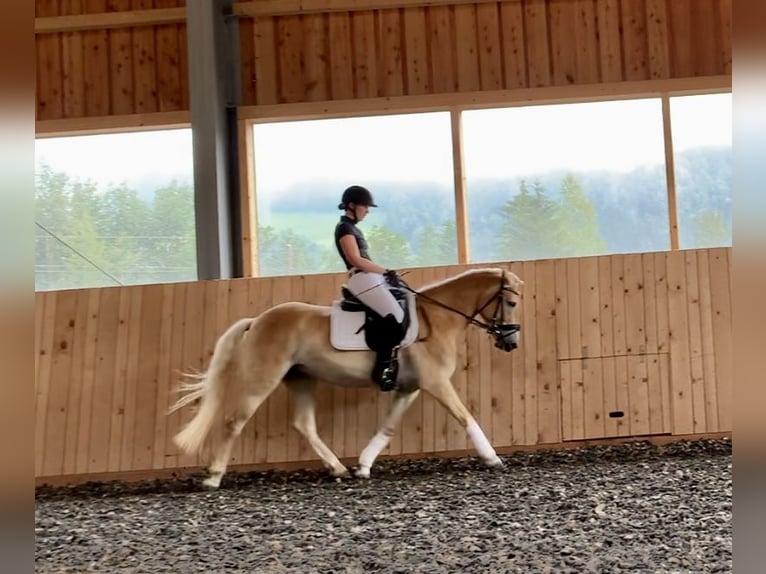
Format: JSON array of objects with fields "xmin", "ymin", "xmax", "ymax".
[{"xmin": 384, "ymin": 269, "xmax": 401, "ymax": 287}]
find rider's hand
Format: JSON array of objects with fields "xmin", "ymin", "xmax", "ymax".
[{"xmin": 384, "ymin": 269, "xmax": 401, "ymax": 286}]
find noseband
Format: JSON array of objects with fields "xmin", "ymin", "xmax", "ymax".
[{"xmin": 401, "ymin": 277, "xmax": 521, "ymax": 351}]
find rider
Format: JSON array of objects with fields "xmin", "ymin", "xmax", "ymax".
[{"xmin": 334, "ymin": 185, "xmax": 406, "ymax": 390}]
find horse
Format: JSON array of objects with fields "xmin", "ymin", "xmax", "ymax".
[{"xmin": 169, "ymin": 266, "xmax": 524, "ymax": 488}]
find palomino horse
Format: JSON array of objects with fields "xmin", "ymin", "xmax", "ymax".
[{"xmin": 169, "ymin": 267, "xmax": 523, "ymax": 488}]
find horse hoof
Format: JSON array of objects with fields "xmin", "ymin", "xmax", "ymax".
[
  {"xmin": 355, "ymin": 467, "xmax": 371, "ymax": 479},
  {"xmin": 202, "ymin": 475, "xmax": 222, "ymax": 489},
  {"xmin": 484, "ymin": 456, "xmax": 504, "ymax": 469},
  {"xmin": 331, "ymin": 467, "xmax": 351, "ymax": 479}
]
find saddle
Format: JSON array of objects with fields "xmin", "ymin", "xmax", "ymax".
[{"xmin": 329, "ymin": 284, "xmax": 419, "ymax": 352}]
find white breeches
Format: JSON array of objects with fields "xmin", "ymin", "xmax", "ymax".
[{"xmin": 346, "ymin": 271, "xmax": 405, "ymax": 323}]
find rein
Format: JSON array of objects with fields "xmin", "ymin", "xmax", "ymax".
[{"xmin": 398, "ymin": 277, "xmax": 519, "ymax": 332}]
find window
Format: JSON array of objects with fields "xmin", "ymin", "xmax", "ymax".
[
  {"xmin": 252, "ymin": 112, "xmax": 456, "ymax": 276},
  {"xmin": 670, "ymin": 93, "xmax": 732, "ymax": 248},
  {"xmin": 462, "ymin": 99, "xmax": 668, "ymax": 262},
  {"xmin": 35, "ymin": 129, "xmax": 196, "ymax": 291}
]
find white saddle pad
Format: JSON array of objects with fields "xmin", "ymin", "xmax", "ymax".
[{"xmin": 330, "ymin": 290, "xmax": 419, "ymax": 351}]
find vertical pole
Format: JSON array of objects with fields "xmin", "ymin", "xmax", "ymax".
[
  {"xmin": 186, "ymin": 0, "xmax": 241, "ymax": 279},
  {"xmin": 451, "ymin": 108, "xmax": 470, "ymax": 264},
  {"xmin": 662, "ymin": 94, "xmax": 680, "ymax": 250}
]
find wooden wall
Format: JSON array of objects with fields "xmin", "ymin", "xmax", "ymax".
[
  {"xmin": 35, "ymin": 0, "xmax": 189, "ymax": 121},
  {"xmin": 35, "ymin": 0, "xmax": 732, "ymax": 121},
  {"xmin": 241, "ymin": 0, "xmax": 733, "ymax": 106},
  {"xmin": 34, "ymin": 248, "xmax": 732, "ymax": 482}
]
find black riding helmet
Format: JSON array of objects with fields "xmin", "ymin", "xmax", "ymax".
[{"xmin": 338, "ymin": 185, "xmax": 378, "ymax": 210}]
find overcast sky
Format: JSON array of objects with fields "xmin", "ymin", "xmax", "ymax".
[{"xmin": 35, "ymin": 93, "xmax": 731, "ymax": 193}]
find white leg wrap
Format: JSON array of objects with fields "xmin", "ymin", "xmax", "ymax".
[
  {"xmin": 466, "ymin": 420, "xmax": 497, "ymax": 462},
  {"xmin": 359, "ymin": 431, "xmax": 391, "ymax": 471}
]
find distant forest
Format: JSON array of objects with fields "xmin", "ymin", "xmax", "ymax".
[{"xmin": 35, "ymin": 147, "xmax": 731, "ymax": 290}]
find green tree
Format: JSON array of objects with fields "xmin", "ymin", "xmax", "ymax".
[
  {"xmin": 691, "ymin": 209, "xmax": 730, "ymax": 247},
  {"xmin": 555, "ymin": 174, "xmax": 607, "ymax": 256},
  {"xmin": 365, "ymin": 224, "xmax": 414, "ymax": 269},
  {"xmin": 413, "ymin": 219, "xmax": 458, "ymax": 266},
  {"xmin": 497, "ymin": 180, "xmax": 562, "ymax": 260}
]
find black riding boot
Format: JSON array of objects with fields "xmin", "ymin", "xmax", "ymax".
[
  {"xmin": 372, "ymin": 347, "xmax": 400, "ymax": 392},
  {"xmin": 367, "ymin": 313, "xmax": 405, "ymax": 392}
]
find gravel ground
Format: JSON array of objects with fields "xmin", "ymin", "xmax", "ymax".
[{"xmin": 36, "ymin": 438, "xmax": 731, "ymax": 573}]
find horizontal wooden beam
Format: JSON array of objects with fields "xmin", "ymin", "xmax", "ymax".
[
  {"xmin": 34, "ymin": 7, "xmax": 186, "ymax": 34},
  {"xmin": 233, "ymin": 0, "xmax": 506, "ymax": 18},
  {"xmin": 35, "ymin": 111, "xmax": 191, "ymax": 137},
  {"xmin": 239, "ymin": 75, "xmax": 732, "ymax": 123}
]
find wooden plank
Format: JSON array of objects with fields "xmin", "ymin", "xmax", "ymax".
[
  {"xmin": 240, "ymin": 17, "xmax": 257, "ymax": 105},
  {"xmin": 684, "ymin": 251, "xmax": 706, "ymax": 433},
  {"xmin": 350, "ymin": 10, "xmax": 378, "ymax": 98},
  {"xmin": 610, "ymin": 255, "xmax": 626, "ymax": 355},
  {"xmin": 642, "ymin": 253, "xmax": 659, "ymax": 354},
  {"xmin": 565, "ymin": 258, "xmax": 583, "ymax": 439},
  {"xmin": 37, "ymin": 0, "xmax": 64, "ymax": 120},
  {"xmin": 554, "ymin": 259, "xmax": 570, "ymax": 359},
  {"xmin": 719, "ymin": 0, "xmax": 732, "ymax": 74},
  {"xmin": 667, "ymin": 0, "xmax": 692, "ymax": 77},
  {"xmin": 559, "ymin": 359, "xmax": 572, "ymax": 440},
  {"xmin": 454, "ymin": 4, "xmax": 480, "ymax": 92},
  {"xmin": 105, "ymin": 288, "xmax": 134, "ymax": 472},
  {"xmin": 614, "ymin": 354, "xmax": 630, "ymax": 436},
  {"xmin": 178, "ymin": 21, "xmax": 190, "ymax": 110},
  {"xmin": 549, "ymin": 0, "xmax": 577, "ymax": 85},
  {"xmin": 378, "ymin": 9, "xmax": 404, "ymax": 97},
  {"xmin": 579, "ymin": 257, "xmax": 605, "ymax": 439},
  {"xmin": 645, "ymin": 0, "xmax": 670, "ymax": 79},
  {"xmin": 35, "ymin": 294, "xmax": 47, "ymax": 389},
  {"xmin": 596, "ymin": 0, "xmax": 623, "ymax": 82},
  {"xmin": 152, "ymin": 284, "xmax": 177, "ymax": 469},
  {"xmin": 522, "ymin": 260, "xmax": 538, "ymax": 443},
  {"xmin": 112, "ymin": 287, "xmax": 141, "ymax": 471},
  {"xmin": 654, "ymin": 252, "xmax": 671, "ymax": 433},
  {"xmin": 237, "ymin": 0, "xmax": 505, "ymax": 18},
  {"xmin": 402, "ymin": 7, "xmax": 429, "ymax": 94},
  {"xmin": 620, "ymin": 0, "xmax": 648, "ymax": 80},
  {"xmin": 61, "ymin": 2, "xmax": 85, "ymax": 117},
  {"xmin": 573, "ymin": 0, "xmax": 599, "ymax": 83},
  {"xmin": 696, "ymin": 251, "xmax": 718, "ymax": 432},
  {"xmin": 499, "ymin": 1, "xmax": 526, "ymax": 89},
  {"xmin": 73, "ymin": 290, "xmax": 101, "ymax": 474},
  {"xmin": 666, "ymin": 250, "xmax": 693, "ymax": 434},
  {"xmin": 523, "ymin": 0, "xmax": 551, "ymax": 87},
  {"xmin": 426, "ymin": 6, "xmax": 457, "ymax": 92},
  {"xmin": 622, "ymin": 254, "xmax": 645, "ymax": 356},
  {"xmin": 238, "ymin": 75, "xmax": 732, "ymax": 123},
  {"xmin": 328, "ymin": 12, "xmax": 354, "ymax": 99},
  {"xmin": 62, "ymin": 290, "xmax": 90, "ymax": 475},
  {"xmin": 598, "ymin": 256, "xmax": 615, "ymax": 357},
  {"xmin": 627, "ymin": 354, "xmax": 650, "ymax": 435},
  {"xmin": 36, "ymin": 293, "xmax": 54, "ymax": 476},
  {"xmin": 450, "ymin": 110, "xmax": 469, "ymax": 264},
  {"xmin": 708, "ymin": 248, "xmax": 731, "ymax": 431},
  {"xmin": 303, "ymin": 13, "xmax": 330, "ymax": 101},
  {"xmin": 690, "ymin": 0, "xmax": 721, "ymax": 76},
  {"xmin": 155, "ymin": 0, "xmax": 183, "ymax": 111},
  {"xmin": 36, "ymin": 7, "xmax": 186, "ymax": 33},
  {"xmin": 131, "ymin": 0, "xmax": 158, "ymax": 113},
  {"xmin": 239, "ymin": 120, "xmax": 258, "ymax": 277},
  {"xmin": 163, "ymin": 282, "xmax": 187, "ymax": 469},
  {"xmin": 108, "ymin": 0, "xmax": 134, "ymax": 115},
  {"xmin": 36, "ymin": 110, "xmax": 190, "ymax": 136},
  {"xmin": 254, "ymin": 16, "xmax": 279, "ymax": 105},
  {"xmin": 276, "ymin": 15, "xmax": 305, "ymax": 103},
  {"xmin": 42, "ymin": 291, "xmax": 78, "ymax": 477},
  {"xmin": 476, "ymin": 2, "xmax": 502, "ymax": 90},
  {"xmin": 535, "ymin": 259, "xmax": 559, "ymax": 443},
  {"xmin": 644, "ymin": 353, "xmax": 664, "ymax": 433}
]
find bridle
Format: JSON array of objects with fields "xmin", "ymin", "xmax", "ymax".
[{"xmin": 399, "ymin": 276, "xmax": 522, "ymax": 351}]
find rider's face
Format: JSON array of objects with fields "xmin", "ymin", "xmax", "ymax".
[{"xmin": 352, "ymin": 204, "xmax": 370, "ymax": 221}]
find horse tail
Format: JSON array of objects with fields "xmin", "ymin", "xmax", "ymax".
[{"xmin": 170, "ymin": 317, "xmax": 253, "ymax": 455}]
